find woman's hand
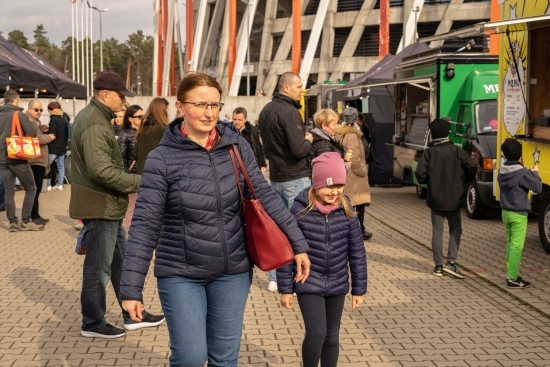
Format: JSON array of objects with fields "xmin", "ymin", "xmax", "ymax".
[
  {"xmin": 280, "ymin": 294, "xmax": 294, "ymax": 309},
  {"xmin": 294, "ymin": 253, "xmax": 311, "ymax": 283},
  {"xmin": 122, "ymin": 300, "xmax": 145, "ymax": 322},
  {"xmin": 352, "ymin": 295, "xmax": 364, "ymax": 309}
]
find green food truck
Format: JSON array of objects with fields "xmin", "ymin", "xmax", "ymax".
[{"xmin": 388, "ymin": 47, "xmax": 498, "ymax": 219}]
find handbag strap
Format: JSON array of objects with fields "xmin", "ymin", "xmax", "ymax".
[
  {"xmin": 11, "ymin": 112, "xmax": 24, "ymax": 140},
  {"xmin": 229, "ymin": 147, "xmax": 244, "ymax": 200},
  {"xmin": 228, "ymin": 144, "xmax": 258, "ymax": 200}
]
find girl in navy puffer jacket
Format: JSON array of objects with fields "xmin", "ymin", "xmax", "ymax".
[{"xmin": 277, "ymin": 152, "xmax": 367, "ymax": 367}]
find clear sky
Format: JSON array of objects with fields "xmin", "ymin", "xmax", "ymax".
[{"xmin": 0, "ymin": 1, "xmax": 185, "ymax": 46}]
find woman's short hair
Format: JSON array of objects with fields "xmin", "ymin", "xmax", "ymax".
[
  {"xmin": 313, "ymin": 109, "xmax": 339, "ymax": 128},
  {"xmin": 176, "ymin": 72, "xmax": 222, "ymax": 103},
  {"xmin": 122, "ymin": 104, "xmax": 143, "ymax": 130}
]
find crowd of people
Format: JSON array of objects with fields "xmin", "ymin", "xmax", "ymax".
[{"xmin": 0, "ymin": 68, "xmax": 539, "ymax": 367}]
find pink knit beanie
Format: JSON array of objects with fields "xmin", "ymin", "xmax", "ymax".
[{"xmin": 311, "ymin": 152, "xmax": 347, "ymax": 189}]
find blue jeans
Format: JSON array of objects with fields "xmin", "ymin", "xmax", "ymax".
[
  {"xmin": 48, "ymin": 153, "xmax": 65, "ymax": 187},
  {"xmin": 81, "ymin": 219, "xmax": 137, "ymax": 329},
  {"xmin": 0, "ymin": 169, "xmax": 5, "ymax": 208},
  {"xmin": 157, "ymin": 272, "xmax": 252, "ymax": 367},
  {"xmin": 268, "ymin": 177, "xmax": 311, "ymax": 281}
]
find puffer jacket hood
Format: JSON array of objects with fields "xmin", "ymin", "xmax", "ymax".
[
  {"xmin": 120, "ymin": 119, "xmax": 309, "ymax": 301},
  {"xmin": 276, "ymin": 188, "xmax": 367, "ymax": 297}
]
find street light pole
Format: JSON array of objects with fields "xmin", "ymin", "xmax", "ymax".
[
  {"xmin": 92, "ymin": 6, "xmax": 109, "ymax": 71},
  {"xmin": 241, "ymin": 0, "xmax": 252, "ymax": 96},
  {"xmin": 412, "ymin": 6, "xmax": 419, "ymax": 43}
]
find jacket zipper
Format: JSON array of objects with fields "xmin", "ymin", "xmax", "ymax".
[
  {"xmin": 210, "ymin": 151, "xmax": 228, "ymax": 273},
  {"xmin": 324, "ymin": 215, "xmax": 330, "ymax": 291}
]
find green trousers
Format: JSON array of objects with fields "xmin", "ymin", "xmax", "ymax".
[{"xmin": 502, "ymin": 210, "xmax": 528, "ymax": 280}]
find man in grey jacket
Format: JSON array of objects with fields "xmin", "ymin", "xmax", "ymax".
[
  {"xmin": 26, "ymin": 99, "xmax": 55, "ymax": 225},
  {"xmin": 0, "ymin": 90, "xmax": 42, "ymax": 231}
]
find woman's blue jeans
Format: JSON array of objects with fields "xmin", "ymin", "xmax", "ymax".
[{"xmin": 157, "ymin": 271, "xmax": 252, "ymax": 367}]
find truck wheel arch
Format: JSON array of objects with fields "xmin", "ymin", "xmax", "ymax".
[
  {"xmin": 537, "ymin": 187, "xmax": 550, "ymax": 254},
  {"xmin": 466, "ymin": 181, "xmax": 489, "ymax": 219}
]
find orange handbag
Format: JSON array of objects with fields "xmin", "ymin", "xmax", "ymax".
[
  {"xmin": 229, "ymin": 144, "xmax": 295, "ymax": 271},
  {"xmin": 6, "ymin": 112, "xmax": 41, "ymax": 160}
]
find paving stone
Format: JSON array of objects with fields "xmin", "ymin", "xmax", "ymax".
[{"xmin": 2, "ymin": 186, "xmax": 550, "ymax": 366}]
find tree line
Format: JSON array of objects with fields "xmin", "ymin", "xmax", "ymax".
[{"xmin": 2, "ymin": 25, "xmax": 157, "ymax": 96}]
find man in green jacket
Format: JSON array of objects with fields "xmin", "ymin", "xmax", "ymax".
[{"xmin": 70, "ymin": 71, "xmax": 164, "ymax": 339}]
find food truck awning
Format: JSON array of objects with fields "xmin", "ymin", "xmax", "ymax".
[
  {"xmin": 419, "ymin": 14, "xmax": 550, "ymax": 43},
  {"xmin": 338, "ymin": 77, "xmax": 434, "ymax": 93}
]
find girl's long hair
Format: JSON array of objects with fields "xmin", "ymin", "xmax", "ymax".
[
  {"xmin": 296, "ymin": 187, "xmax": 356, "ymax": 221},
  {"xmin": 136, "ymin": 97, "xmax": 169, "ymax": 141}
]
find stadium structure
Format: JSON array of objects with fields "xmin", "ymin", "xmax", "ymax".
[{"xmin": 153, "ymin": 0, "xmax": 493, "ymax": 97}]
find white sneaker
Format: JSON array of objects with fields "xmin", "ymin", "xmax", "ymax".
[
  {"xmin": 46, "ymin": 186, "xmax": 51, "ymax": 192},
  {"xmin": 267, "ymin": 281, "xmax": 278, "ymax": 292},
  {"xmin": 55, "ymin": 185, "xmax": 63, "ymax": 191}
]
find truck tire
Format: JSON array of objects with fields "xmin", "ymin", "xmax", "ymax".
[
  {"xmin": 537, "ymin": 193, "xmax": 550, "ymax": 254},
  {"xmin": 416, "ymin": 186, "xmax": 427, "ymax": 199},
  {"xmin": 466, "ymin": 181, "xmax": 489, "ymax": 219}
]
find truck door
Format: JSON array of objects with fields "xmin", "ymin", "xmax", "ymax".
[{"xmin": 455, "ymin": 104, "xmax": 472, "ymax": 150}]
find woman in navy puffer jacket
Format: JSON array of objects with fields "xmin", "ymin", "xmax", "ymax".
[
  {"xmin": 277, "ymin": 152, "xmax": 367, "ymax": 367},
  {"xmin": 120, "ymin": 72, "xmax": 310, "ymax": 367}
]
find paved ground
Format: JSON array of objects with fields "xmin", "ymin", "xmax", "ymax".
[{"xmin": 1, "ymin": 185, "xmax": 550, "ymax": 366}]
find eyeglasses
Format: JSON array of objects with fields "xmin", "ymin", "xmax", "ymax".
[
  {"xmin": 182, "ymin": 101, "xmax": 224, "ymax": 112},
  {"xmin": 132, "ymin": 115, "xmax": 144, "ymax": 119},
  {"xmin": 33, "ymin": 109, "xmax": 44, "ymax": 112}
]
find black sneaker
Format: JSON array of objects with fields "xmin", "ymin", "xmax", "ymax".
[
  {"xmin": 443, "ymin": 262, "xmax": 465, "ymax": 279},
  {"xmin": 433, "ymin": 265, "xmax": 443, "ymax": 277},
  {"xmin": 81, "ymin": 323, "xmax": 126, "ymax": 339},
  {"xmin": 33, "ymin": 217, "xmax": 49, "ymax": 226},
  {"xmin": 362, "ymin": 231, "xmax": 373, "ymax": 241},
  {"xmin": 507, "ymin": 277, "xmax": 531, "ymax": 289},
  {"xmin": 124, "ymin": 313, "xmax": 165, "ymax": 331}
]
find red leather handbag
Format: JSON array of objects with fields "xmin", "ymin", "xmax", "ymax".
[{"xmin": 229, "ymin": 145, "xmax": 295, "ymax": 271}]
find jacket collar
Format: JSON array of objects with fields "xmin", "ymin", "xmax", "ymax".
[
  {"xmin": 0, "ymin": 103, "xmax": 23, "ymax": 113},
  {"xmin": 90, "ymin": 97, "xmax": 116, "ymax": 121},
  {"xmin": 273, "ymin": 92, "xmax": 302, "ymax": 109},
  {"xmin": 160, "ymin": 118, "xmax": 240, "ymax": 151}
]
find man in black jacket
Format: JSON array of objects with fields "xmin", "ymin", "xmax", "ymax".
[
  {"xmin": 46, "ymin": 102, "xmax": 68, "ymax": 191},
  {"xmin": 415, "ymin": 118, "xmax": 477, "ymax": 279},
  {"xmin": 259, "ymin": 72, "xmax": 313, "ymax": 292},
  {"xmin": 232, "ymin": 107, "xmax": 266, "ymax": 173}
]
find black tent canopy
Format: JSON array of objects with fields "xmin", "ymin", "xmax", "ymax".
[
  {"xmin": 0, "ymin": 36, "xmax": 86, "ymax": 99},
  {"xmin": 328, "ymin": 43, "xmax": 430, "ymax": 186}
]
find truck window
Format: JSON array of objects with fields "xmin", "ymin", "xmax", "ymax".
[{"xmin": 476, "ymin": 100, "xmax": 498, "ymax": 133}]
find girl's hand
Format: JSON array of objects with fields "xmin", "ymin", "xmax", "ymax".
[
  {"xmin": 280, "ymin": 294, "xmax": 294, "ymax": 309},
  {"xmin": 352, "ymin": 295, "xmax": 364, "ymax": 309}
]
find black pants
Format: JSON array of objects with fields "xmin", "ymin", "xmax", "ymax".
[
  {"xmin": 297, "ymin": 294, "xmax": 346, "ymax": 367},
  {"xmin": 30, "ymin": 165, "xmax": 45, "ymax": 220},
  {"xmin": 355, "ymin": 204, "xmax": 366, "ymax": 232}
]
